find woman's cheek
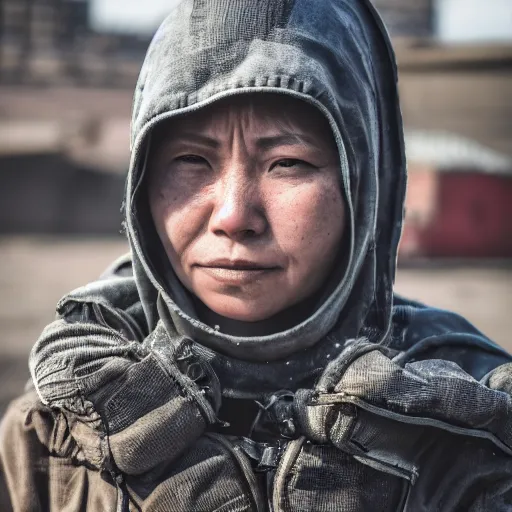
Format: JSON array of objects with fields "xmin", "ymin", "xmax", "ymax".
[
  {"xmin": 269, "ymin": 181, "xmax": 344, "ymax": 254},
  {"xmin": 164, "ymin": 208, "xmax": 194, "ymax": 256},
  {"xmin": 163, "ymin": 192, "xmax": 212, "ymax": 258}
]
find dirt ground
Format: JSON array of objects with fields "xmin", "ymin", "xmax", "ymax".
[{"xmin": 0, "ymin": 236, "xmax": 510, "ymax": 416}]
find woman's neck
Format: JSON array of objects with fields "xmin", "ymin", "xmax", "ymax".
[{"xmin": 193, "ymin": 290, "xmax": 324, "ymax": 337}]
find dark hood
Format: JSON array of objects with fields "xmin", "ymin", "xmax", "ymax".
[{"xmin": 125, "ymin": 0, "xmax": 406, "ymax": 363}]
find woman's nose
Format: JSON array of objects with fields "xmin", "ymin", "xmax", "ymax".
[{"xmin": 208, "ymin": 173, "xmax": 267, "ymax": 241}]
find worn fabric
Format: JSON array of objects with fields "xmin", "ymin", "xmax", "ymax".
[{"xmin": 2, "ymin": 0, "xmax": 512, "ymax": 510}]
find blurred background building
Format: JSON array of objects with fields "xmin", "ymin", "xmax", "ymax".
[
  {"xmin": 0, "ymin": 1, "xmax": 511, "ymax": 483},
  {"xmin": 1, "ymin": 0, "xmax": 511, "ymax": 252}
]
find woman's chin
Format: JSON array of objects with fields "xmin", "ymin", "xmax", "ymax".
[{"xmin": 200, "ymin": 295, "xmax": 281, "ymax": 324}]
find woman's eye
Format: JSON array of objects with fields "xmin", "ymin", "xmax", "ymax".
[
  {"xmin": 271, "ymin": 158, "xmax": 309, "ymax": 171},
  {"xmin": 174, "ymin": 155, "xmax": 208, "ymax": 165}
]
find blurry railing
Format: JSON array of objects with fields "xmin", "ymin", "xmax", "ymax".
[{"xmin": 0, "ymin": 0, "xmax": 150, "ymax": 87}]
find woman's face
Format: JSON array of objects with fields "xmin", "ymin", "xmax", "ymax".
[{"xmin": 148, "ymin": 95, "xmax": 345, "ymax": 323}]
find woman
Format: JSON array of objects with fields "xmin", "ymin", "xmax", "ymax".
[{"xmin": 2, "ymin": 0, "xmax": 512, "ymax": 510}]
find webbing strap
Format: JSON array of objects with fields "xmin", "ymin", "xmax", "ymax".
[{"xmin": 298, "ymin": 392, "xmax": 421, "ymax": 483}]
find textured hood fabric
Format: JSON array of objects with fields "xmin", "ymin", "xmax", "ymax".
[{"xmin": 126, "ymin": 0, "xmax": 405, "ymax": 363}]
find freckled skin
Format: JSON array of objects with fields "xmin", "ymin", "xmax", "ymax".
[{"xmin": 148, "ymin": 94, "xmax": 346, "ymax": 323}]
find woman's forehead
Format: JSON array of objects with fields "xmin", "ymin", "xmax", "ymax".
[{"xmin": 160, "ymin": 93, "xmax": 333, "ymax": 142}]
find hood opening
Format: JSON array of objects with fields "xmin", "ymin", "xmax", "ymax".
[{"xmin": 137, "ymin": 94, "xmax": 352, "ymax": 339}]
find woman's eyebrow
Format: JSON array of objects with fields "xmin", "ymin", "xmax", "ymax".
[
  {"xmin": 255, "ymin": 134, "xmax": 316, "ymax": 150},
  {"xmin": 172, "ymin": 132, "xmax": 220, "ymax": 149}
]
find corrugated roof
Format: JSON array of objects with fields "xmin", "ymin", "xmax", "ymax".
[{"xmin": 405, "ymin": 129, "xmax": 512, "ymax": 174}]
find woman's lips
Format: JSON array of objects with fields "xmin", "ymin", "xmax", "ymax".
[{"xmin": 196, "ymin": 264, "xmax": 280, "ymax": 284}]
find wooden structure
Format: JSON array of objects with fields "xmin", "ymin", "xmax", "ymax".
[
  {"xmin": 372, "ymin": 0, "xmax": 433, "ymax": 38},
  {"xmin": 397, "ymin": 44, "xmax": 512, "ymax": 160}
]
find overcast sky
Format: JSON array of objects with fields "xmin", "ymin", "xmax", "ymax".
[
  {"xmin": 90, "ymin": 0, "xmax": 180, "ymax": 35},
  {"xmin": 436, "ymin": 0, "xmax": 512, "ymax": 43},
  {"xmin": 90, "ymin": 0, "xmax": 512, "ymax": 42}
]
